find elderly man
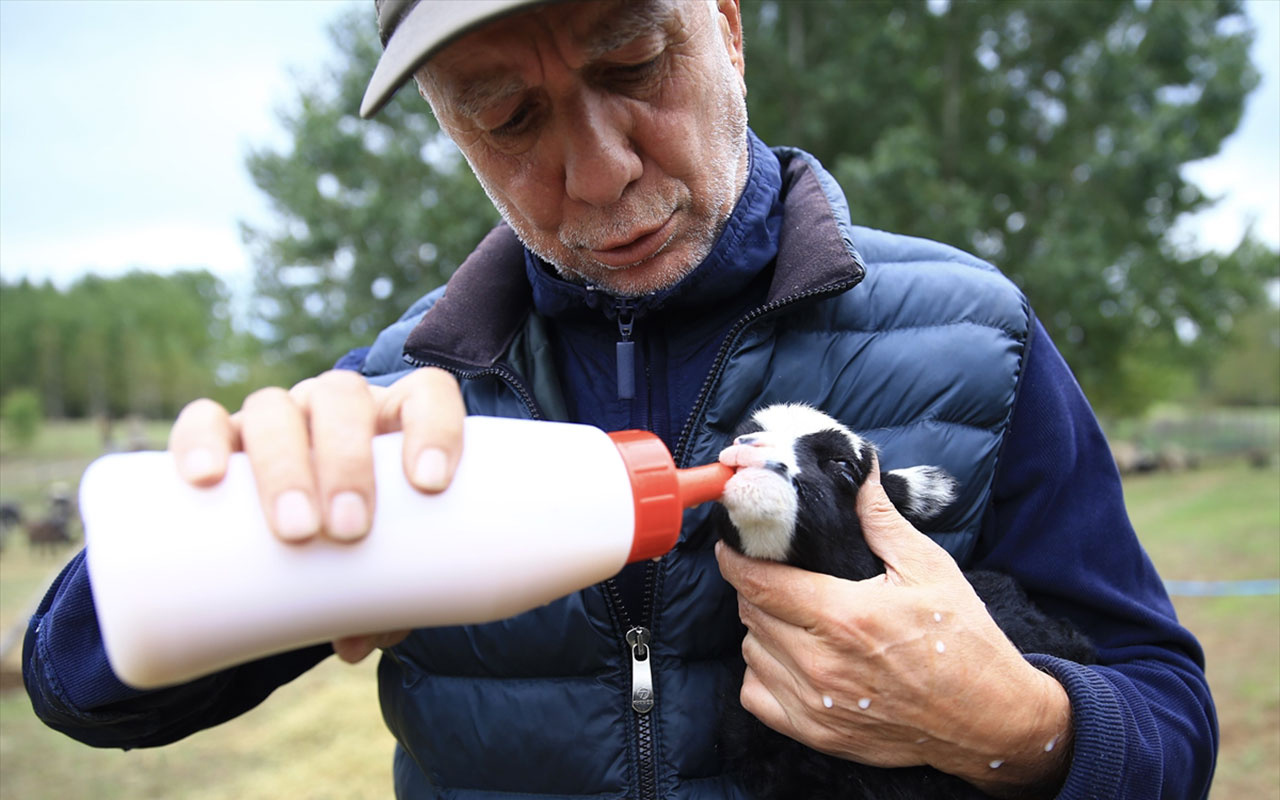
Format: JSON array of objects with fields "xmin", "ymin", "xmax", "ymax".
[{"xmin": 25, "ymin": 1, "xmax": 1215, "ymax": 798}]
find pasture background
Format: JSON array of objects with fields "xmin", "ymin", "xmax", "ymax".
[{"xmin": 0, "ymin": 416, "xmax": 1277, "ymax": 798}]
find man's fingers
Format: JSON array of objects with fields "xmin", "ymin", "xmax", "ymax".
[
  {"xmin": 308, "ymin": 370, "xmax": 378, "ymax": 541},
  {"xmin": 739, "ymin": 662, "xmax": 796, "ymax": 737},
  {"xmin": 716, "ymin": 541, "xmax": 830, "ymax": 629},
  {"xmin": 240, "ymin": 386, "xmax": 321, "ymax": 542},
  {"xmin": 169, "ymin": 398, "xmax": 238, "ymax": 486},
  {"xmin": 332, "ymin": 629, "xmax": 410, "ymax": 664},
  {"xmin": 377, "ymin": 367, "xmax": 465, "ymax": 493},
  {"xmin": 173, "ymin": 367, "xmax": 466, "ymax": 546}
]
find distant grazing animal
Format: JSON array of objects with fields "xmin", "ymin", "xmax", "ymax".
[
  {"xmin": 714, "ymin": 403, "xmax": 1095, "ymax": 800},
  {"xmin": 0, "ymin": 502, "xmax": 20, "ymax": 531},
  {"xmin": 0, "ymin": 501, "xmax": 21, "ymax": 551},
  {"xmin": 26, "ymin": 484, "xmax": 76, "ymax": 554}
]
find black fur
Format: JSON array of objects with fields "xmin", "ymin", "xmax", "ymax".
[{"xmin": 715, "ymin": 407, "xmax": 1094, "ymax": 799}]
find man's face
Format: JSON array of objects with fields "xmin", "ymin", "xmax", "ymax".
[{"xmin": 420, "ymin": 0, "xmax": 749, "ymax": 296}]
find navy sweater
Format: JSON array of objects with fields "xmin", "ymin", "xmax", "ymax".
[{"xmin": 24, "ymin": 134, "xmax": 1215, "ymax": 798}]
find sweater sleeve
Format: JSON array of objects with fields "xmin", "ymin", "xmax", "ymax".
[
  {"xmin": 974, "ymin": 319, "xmax": 1218, "ymax": 798},
  {"xmin": 22, "ymin": 547, "xmax": 331, "ymax": 749}
]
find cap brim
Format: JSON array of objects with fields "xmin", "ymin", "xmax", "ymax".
[{"xmin": 361, "ymin": 0, "xmax": 549, "ymax": 119}]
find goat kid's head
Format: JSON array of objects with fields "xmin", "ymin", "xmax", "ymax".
[{"xmin": 716, "ymin": 404, "xmax": 958, "ymax": 580}]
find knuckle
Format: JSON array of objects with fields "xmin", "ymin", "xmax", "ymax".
[
  {"xmin": 177, "ymin": 396, "xmax": 223, "ymax": 419},
  {"xmin": 739, "ymin": 671, "xmax": 765, "ymax": 710},
  {"xmin": 416, "ymin": 366, "xmax": 460, "ymax": 390},
  {"xmin": 796, "ymin": 646, "xmax": 828, "ymax": 683},
  {"xmin": 243, "ymin": 385, "xmax": 290, "ymax": 411},
  {"xmin": 865, "ymin": 494, "xmax": 900, "ymax": 517},
  {"xmin": 315, "ymin": 368, "xmax": 369, "ymax": 392},
  {"xmin": 733, "ymin": 560, "xmax": 769, "ymax": 597}
]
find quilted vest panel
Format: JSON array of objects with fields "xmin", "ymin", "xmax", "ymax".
[{"xmin": 359, "ymin": 156, "xmax": 1028, "ymax": 799}]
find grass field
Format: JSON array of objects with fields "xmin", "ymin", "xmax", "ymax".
[{"xmin": 0, "ymin": 419, "xmax": 1277, "ymax": 798}]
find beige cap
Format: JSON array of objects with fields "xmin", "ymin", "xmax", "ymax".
[{"xmin": 362, "ymin": 0, "xmax": 552, "ymax": 119}]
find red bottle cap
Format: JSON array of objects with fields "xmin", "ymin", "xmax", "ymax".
[{"xmin": 608, "ymin": 430, "xmax": 734, "ymax": 563}]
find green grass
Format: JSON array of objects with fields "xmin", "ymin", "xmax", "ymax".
[
  {"xmin": 1125, "ymin": 462, "xmax": 1280, "ymax": 581},
  {"xmin": 0, "ymin": 657, "xmax": 394, "ymax": 800},
  {"xmin": 1125, "ymin": 459, "xmax": 1280, "ymax": 800},
  {"xmin": 0, "ymin": 419, "xmax": 1276, "ymax": 798}
]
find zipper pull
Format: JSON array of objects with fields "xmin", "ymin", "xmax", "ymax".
[
  {"xmin": 616, "ymin": 302, "xmax": 636, "ymax": 401},
  {"xmin": 626, "ymin": 626, "xmax": 654, "ymax": 713}
]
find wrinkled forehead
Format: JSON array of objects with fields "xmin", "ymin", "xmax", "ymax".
[{"xmin": 422, "ymin": 0, "xmax": 683, "ymax": 96}]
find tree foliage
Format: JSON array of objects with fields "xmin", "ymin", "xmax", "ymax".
[
  {"xmin": 1199, "ymin": 238, "xmax": 1280, "ymax": 406},
  {"xmin": 242, "ymin": 7, "xmax": 499, "ymax": 385},
  {"xmin": 241, "ymin": 0, "xmax": 1275, "ymax": 414},
  {"xmin": 0, "ymin": 271, "xmax": 250, "ymax": 419},
  {"xmin": 743, "ymin": 0, "xmax": 1271, "ymax": 414},
  {"xmin": 1, "ymin": 388, "xmax": 43, "ymax": 450}
]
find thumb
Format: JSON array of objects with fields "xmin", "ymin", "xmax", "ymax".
[{"xmin": 856, "ymin": 455, "xmax": 954, "ymax": 585}]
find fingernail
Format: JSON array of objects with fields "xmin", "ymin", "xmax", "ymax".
[
  {"xmin": 275, "ymin": 490, "xmax": 319, "ymax": 541},
  {"xmin": 414, "ymin": 447, "xmax": 449, "ymax": 491},
  {"xmin": 328, "ymin": 491, "xmax": 369, "ymax": 541},
  {"xmin": 181, "ymin": 448, "xmax": 218, "ymax": 481}
]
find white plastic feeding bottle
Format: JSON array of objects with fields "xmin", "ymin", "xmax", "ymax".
[{"xmin": 80, "ymin": 416, "xmax": 732, "ymax": 689}]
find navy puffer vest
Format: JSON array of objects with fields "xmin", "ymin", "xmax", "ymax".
[{"xmin": 357, "ymin": 148, "xmax": 1029, "ymax": 798}]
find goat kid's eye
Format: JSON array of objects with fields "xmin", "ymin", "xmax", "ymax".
[{"xmin": 828, "ymin": 459, "xmax": 860, "ymax": 487}]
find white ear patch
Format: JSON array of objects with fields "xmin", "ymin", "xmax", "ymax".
[{"xmin": 886, "ymin": 465, "xmax": 958, "ymax": 520}]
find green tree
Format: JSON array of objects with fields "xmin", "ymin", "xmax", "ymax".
[
  {"xmin": 0, "ymin": 270, "xmax": 249, "ymax": 419},
  {"xmin": 241, "ymin": 7, "xmax": 499, "ymax": 386},
  {"xmin": 743, "ymin": 0, "xmax": 1268, "ymax": 414},
  {"xmin": 243, "ymin": 0, "xmax": 1270, "ymax": 415},
  {"xmin": 1201, "ymin": 237, "xmax": 1280, "ymax": 406},
  {"xmin": 1, "ymin": 388, "xmax": 43, "ymax": 450}
]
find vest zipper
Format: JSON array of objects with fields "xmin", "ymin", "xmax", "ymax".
[
  {"xmin": 401, "ymin": 355, "xmax": 544, "ymax": 421},
  {"xmin": 626, "ymin": 626, "xmax": 654, "ymax": 713},
  {"xmin": 605, "ymin": 567, "xmax": 660, "ymax": 799},
  {"xmin": 616, "ymin": 300, "xmax": 637, "ymax": 401},
  {"xmin": 672, "ymin": 279, "xmax": 861, "ymax": 465}
]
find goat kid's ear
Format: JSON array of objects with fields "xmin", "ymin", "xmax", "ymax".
[
  {"xmin": 880, "ymin": 465, "xmax": 959, "ymax": 527},
  {"xmin": 856, "ymin": 456, "xmax": 958, "ymax": 584}
]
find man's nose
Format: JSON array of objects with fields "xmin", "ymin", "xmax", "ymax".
[{"xmin": 560, "ymin": 91, "xmax": 642, "ymax": 207}]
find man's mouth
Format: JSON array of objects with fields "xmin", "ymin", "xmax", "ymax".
[{"xmin": 589, "ymin": 214, "xmax": 678, "ymax": 269}]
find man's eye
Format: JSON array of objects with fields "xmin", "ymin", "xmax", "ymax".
[
  {"xmin": 491, "ymin": 105, "xmax": 534, "ymax": 137},
  {"xmin": 605, "ymin": 55, "xmax": 662, "ymax": 85}
]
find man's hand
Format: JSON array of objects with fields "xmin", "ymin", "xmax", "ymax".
[
  {"xmin": 167, "ymin": 366, "xmax": 466, "ymax": 663},
  {"xmin": 715, "ymin": 457, "xmax": 1074, "ymax": 798}
]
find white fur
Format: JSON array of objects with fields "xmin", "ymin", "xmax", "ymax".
[
  {"xmin": 885, "ymin": 465, "xmax": 958, "ymax": 520},
  {"xmin": 721, "ymin": 469, "xmax": 798, "ymax": 560},
  {"xmin": 719, "ymin": 403, "xmax": 868, "ymax": 560},
  {"xmin": 748, "ymin": 403, "xmax": 867, "ymax": 462}
]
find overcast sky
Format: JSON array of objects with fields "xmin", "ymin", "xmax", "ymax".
[{"xmin": 1, "ymin": 0, "xmax": 1277, "ymax": 292}]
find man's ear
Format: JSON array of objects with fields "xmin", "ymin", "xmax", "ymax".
[{"xmin": 715, "ymin": 0, "xmax": 746, "ymax": 85}]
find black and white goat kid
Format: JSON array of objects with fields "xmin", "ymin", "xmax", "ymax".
[{"xmin": 714, "ymin": 403, "xmax": 1094, "ymax": 800}]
